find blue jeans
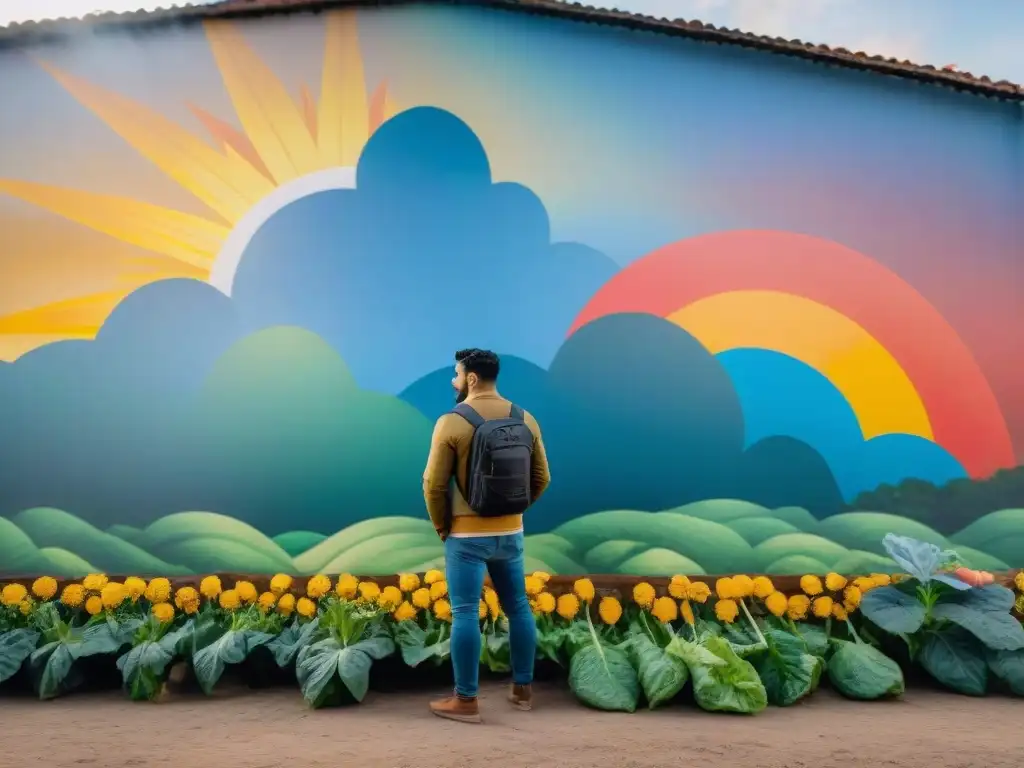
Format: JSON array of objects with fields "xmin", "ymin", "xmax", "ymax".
[{"xmin": 444, "ymin": 533, "xmax": 536, "ymax": 698}]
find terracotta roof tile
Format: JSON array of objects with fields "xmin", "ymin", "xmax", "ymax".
[{"xmin": 1, "ymin": 0, "xmax": 1021, "ymax": 101}]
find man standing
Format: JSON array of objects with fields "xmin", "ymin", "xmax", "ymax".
[{"xmin": 422, "ymin": 348, "xmax": 550, "ymax": 723}]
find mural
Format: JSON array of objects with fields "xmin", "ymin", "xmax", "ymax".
[{"xmin": 0, "ymin": 5, "xmax": 1021, "ymax": 577}]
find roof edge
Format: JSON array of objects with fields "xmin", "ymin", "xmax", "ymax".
[{"xmin": 0, "ymin": 0, "xmax": 1021, "ymax": 102}]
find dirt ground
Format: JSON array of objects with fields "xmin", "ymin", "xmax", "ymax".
[{"xmin": 1, "ymin": 679, "xmax": 1019, "ymax": 768}]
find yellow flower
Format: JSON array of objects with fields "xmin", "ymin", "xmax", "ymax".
[
  {"xmin": 715, "ymin": 577, "xmax": 737, "ymax": 600},
  {"xmin": 870, "ymin": 573, "xmax": 892, "ymax": 587},
  {"xmin": 651, "ymin": 596, "xmax": 678, "ymax": 623},
  {"xmin": 428, "ymin": 580, "xmax": 448, "ymax": 601},
  {"xmin": 1, "ymin": 583, "xmax": 27, "ymax": 606},
  {"xmin": 843, "ymin": 585, "xmax": 862, "ymax": 611},
  {"xmin": 394, "ymin": 601, "xmax": 417, "ymax": 622},
  {"xmin": 433, "ymin": 598, "xmax": 452, "ymax": 622},
  {"xmin": 411, "ymin": 587, "xmax": 432, "ymax": 609},
  {"xmin": 556, "ymin": 593, "xmax": 580, "ymax": 620},
  {"xmin": 478, "ymin": 599, "xmax": 488, "ymax": 620},
  {"xmin": 257, "ymin": 592, "xmax": 277, "ymax": 613},
  {"xmin": 598, "ymin": 596, "xmax": 622, "ymax": 626},
  {"xmin": 101, "ymin": 582, "xmax": 127, "ymax": 610},
  {"xmin": 633, "ymin": 582, "xmax": 656, "ymax": 609},
  {"xmin": 296, "ymin": 597, "xmax": 317, "ymax": 618},
  {"xmin": 800, "ymin": 575, "xmax": 823, "ymax": 596},
  {"xmin": 82, "ymin": 573, "xmax": 108, "ymax": 592},
  {"xmin": 398, "ymin": 573, "xmax": 421, "ymax": 593},
  {"xmin": 852, "ymin": 576, "xmax": 876, "ymax": 593},
  {"xmin": 60, "ymin": 584, "xmax": 85, "ymax": 608},
  {"xmin": 424, "ymin": 569, "xmax": 444, "ymax": 585},
  {"xmin": 787, "ymin": 594, "xmax": 811, "ymax": 621},
  {"xmin": 715, "ymin": 598, "xmax": 739, "ymax": 623},
  {"xmin": 219, "ymin": 589, "xmax": 240, "ymax": 610},
  {"xmin": 18, "ymin": 599, "xmax": 33, "ymax": 616},
  {"xmin": 358, "ymin": 581, "xmax": 381, "ymax": 602},
  {"xmin": 687, "ymin": 581, "xmax": 711, "ymax": 604},
  {"xmin": 336, "ymin": 574, "xmax": 358, "ymax": 600},
  {"xmin": 832, "ymin": 603, "xmax": 849, "ymax": 621},
  {"xmin": 752, "ymin": 576, "xmax": 775, "ymax": 599},
  {"xmin": 200, "ymin": 575, "xmax": 222, "ymax": 599},
  {"xmin": 379, "ymin": 586, "xmax": 403, "ymax": 611},
  {"xmin": 85, "ymin": 595, "xmax": 103, "ymax": 615},
  {"xmin": 152, "ymin": 602, "xmax": 175, "ymax": 623},
  {"xmin": 524, "ymin": 575, "xmax": 543, "ymax": 596},
  {"xmin": 235, "ymin": 581, "xmax": 258, "ymax": 604},
  {"xmin": 825, "ymin": 572, "xmax": 848, "ymax": 592},
  {"xmin": 573, "ymin": 578, "xmax": 596, "ymax": 603},
  {"xmin": 269, "ymin": 573, "xmax": 293, "ymax": 597},
  {"xmin": 31, "ymin": 576, "xmax": 58, "ymax": 601},
  {"xmin": 534, "ymin": 592, "xmax": 556, "ymax": 614},
  {"xmin": 680, "ymin": 600, "xmax": 695, "ymax": 625},
  {"xmin": 307, "ymin": 574, "xmax": 332, "ymax": 599},
  {"xmin": 732, "ymin": 575, "xmax": 754, "ymax": 598},
  {"xmin": 668, "ymin": 574, "xmax": 690, "ymax": 599},
  {"xmin": 174, "ymin": 587, "xmax": 200, "ymax": 615},
  {"xmin": 278, "ymin": 593, "xmax": 296, "ymax": 617},
  {"xmin": 124, "ymin": 577, "xmax": 147, "ymax": 602},
  {"xmin": 144, "ymin": 578, "xmax": 171, "ymax": 604},
  {"xmin": 812, "ymin": 596, "xmax": 833, "ymax": 619},
  {"xmin": 765, "ymin": 591, "xmax": 788, "ymax": 617},
  {"xmin": 532, "ymin": 571, "xmax": 552, "ymax": 585},
  {"xmin": 1014, "ymin": 571, "xmax": 1024, "ymax": 592}
]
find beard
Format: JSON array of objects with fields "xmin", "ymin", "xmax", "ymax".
[{"xmin": 455, "ymin": 383, "xmax": 469, "ymax": 404}]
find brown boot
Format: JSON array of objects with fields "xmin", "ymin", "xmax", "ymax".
[
  {"xmin": 429, "ymin": 693, "xmax": 482, "ymax": 723},
  {"xmin": 508, "ymin": 683, "xmax": 532, "ymax": 711}
]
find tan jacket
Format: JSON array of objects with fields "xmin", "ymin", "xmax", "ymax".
[{"xmin": 422, "ymin": 391, "xmax": 550, "ymax": 537}]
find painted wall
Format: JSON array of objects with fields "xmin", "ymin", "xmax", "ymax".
[{"xmin": 0, "ymin": 5, "xmax": 1021, "ymax": 578}]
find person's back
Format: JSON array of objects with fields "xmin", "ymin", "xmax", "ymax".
[{"xmin": 422, "ymin": 349, "xmax": 550, "ymax": 723}]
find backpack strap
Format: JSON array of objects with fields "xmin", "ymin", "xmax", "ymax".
[
  {"xmin": 451, "ymin": 403, "xmax": 486, "ymax": 429},
  {"xmin": 509, "ymin": 403, "xmax": 524, "ymax": 420}
]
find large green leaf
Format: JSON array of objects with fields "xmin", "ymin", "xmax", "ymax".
[
  {"xmin": 394, "ymin": 620, "xmax": 450, "ymax": 668},
  {"xmin": 567, "ymin": 617, "xmax": 639, "ymax": 713},
  {"xmin": 626, "ymin": 632, "xmax": 689, "ymax": 709},
  {"xmin": 752, "ymin": 629, "xmax": 822, "ymax": 706},
  {"xmin": 116, "ymin": 621, "xmax": 193, "ymax": 702},
  {"xmin": 29, "ymin": 622, "xmax": 120, "ymax": 700},
  {"xmin": 296, "ymin": 634, "xmax": 396, "ymax": 707},
  {"xmin": 192, "ymin": 628, "xmax": 275, "ymax": 695},
  {"xmin": 919, "ymin": 627, "xmax": 987, "ymax": 696},
  {"xmin": 931, "ymin": 586, "xmax": 1024, "ymax": 652},
  {"xmin": 860, "ymin": 586, "xmax": 926, "ymax": 635},
  {"xmin": 0, "ymin": 629, "xmax": 39, "ymax": 684},
  {"xmin": 794, "ymin": 624, "xmax": 830, "ymax": 658},
  {"xmin": 267, "ymin": 618, "xmax": 320, "ymax": 668},
  {"xmin": 675, "ymin": 635, "xmax": 767, "ymax": 714},
  {"xmin": 987, "ymin": 649, "xmax": 1024, "ymax": 696},
  {"xmin": 481, "ymin": 622, "xmax": 511, "ymax": 673},
  {"xmin": 826, "ymin": 639, "xmax": 904, "ymax": 700}
]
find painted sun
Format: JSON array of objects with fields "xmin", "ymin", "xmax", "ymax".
[{"xmin": 0, "ymin": 12, "xmax": 397, "ymax": 361}]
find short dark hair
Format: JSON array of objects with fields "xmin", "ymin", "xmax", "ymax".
[{"xmin": 455, "ymin": 348, "xmax": 500, "ymax": 382}]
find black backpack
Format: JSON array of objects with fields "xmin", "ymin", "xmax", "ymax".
[{"xmin": 450, "ymin": 402, "xmax": 535, "ymax": 517}]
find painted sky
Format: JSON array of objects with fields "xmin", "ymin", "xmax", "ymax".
[{"xmin": 1, "ymin": 0, "xmax": 1023, "ymax": 85}]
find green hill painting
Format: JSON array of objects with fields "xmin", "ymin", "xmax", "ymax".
[{"xmin": 1, "ymin": 500, "xmax": 1020, "ymax": 578}]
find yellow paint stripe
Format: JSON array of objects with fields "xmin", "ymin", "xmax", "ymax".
[
  {"xmin": 668, "ymin": 290, "xmax": 933, "ymax": 440},
  {"xmin": 37, "ymin": 60, "xmax": 274, "ymax": 224},
  {"xmin": 0, "ymin": 180, "xmax": 226, "ymax": 270},
  {"xmin": 318, "ymin": 11, "xmax": 369, "ymax": 167},
  {"xmin": 205, "ymin": 21, "xmax": 322, "ymax": 183}
]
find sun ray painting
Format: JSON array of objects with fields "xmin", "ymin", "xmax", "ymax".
[{"xmin": 0, "ymin": 11, "xmax": 399, "ymax": 361}]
